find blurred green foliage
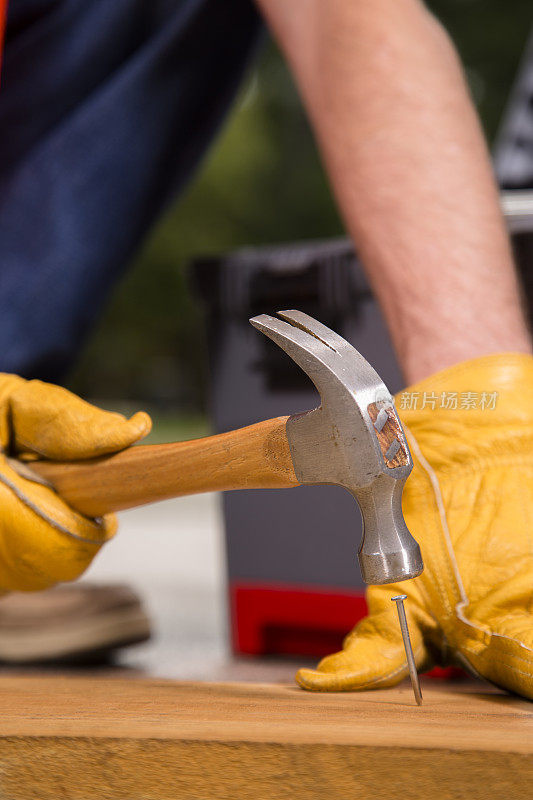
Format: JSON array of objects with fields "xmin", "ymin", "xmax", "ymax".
[{"xmin": 67, "ymin": 1, "xmax": 533, "ymax": 409}]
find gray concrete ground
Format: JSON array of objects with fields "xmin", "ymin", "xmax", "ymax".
[{"xmin": 85, "ymin": 493, "xmax": 312, "ymax": 683}]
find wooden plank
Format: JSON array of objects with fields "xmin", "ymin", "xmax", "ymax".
[{"xmin": 0, "ymin": 675, "xmax": 532, "ymax": 799}]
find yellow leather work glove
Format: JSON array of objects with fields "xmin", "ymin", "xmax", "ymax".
[
  {"xmin": 296, "ymin": 353, "xmax": 533, "ymax": 700},
  {"xmin": 0, "ymin": 375, "xmax": 151, "ymax": 592}
]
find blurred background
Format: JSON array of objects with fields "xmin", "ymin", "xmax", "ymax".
[
  {"xmin": 65, "ymin": 0, "xmax": 533, "ymax": 426},
  {"xmin": 65, "ymin": 2, "xmax": 533, "ymax": 677}
]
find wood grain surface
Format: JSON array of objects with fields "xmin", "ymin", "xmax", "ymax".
[
  {"xmin": 0, "ymin": 675, "xmax": 532, "ymax": 799},
  {"xmin": 27, "ymin": 415, "xmax": 300, "ymax": 517}
]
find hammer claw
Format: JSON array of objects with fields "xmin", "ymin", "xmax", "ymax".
[
  {"xmin": 276, "ymin": 310, "xmax": 352, "ymax": 356},
  {"xmin": 249, "ymin": 313, "xmax": 340, "ymax": 391},
  {"xmin": 251, "ymin": 311, "xmax": 386, "ymax": 396}
]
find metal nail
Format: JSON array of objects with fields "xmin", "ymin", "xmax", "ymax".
[{"xmin": 391, "ymin": 594, "xmax": 423, "ymax": 706}]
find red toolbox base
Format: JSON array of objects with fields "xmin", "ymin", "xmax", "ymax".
[{"xmin": 230, "ymin": 581, "xmax": 465, "ymax": 680}]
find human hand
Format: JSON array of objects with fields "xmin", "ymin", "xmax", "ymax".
[
  {"xmin": 0, "ymin": 375, "xmax": 150, "ymax": 592},
  {"xmin": 296, "ymin": 354, "xmax": 533, "ymax": 700}
]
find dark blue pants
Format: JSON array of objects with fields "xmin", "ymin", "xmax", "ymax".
[{"xmin": 0, "ymin": 0, "xmax": 261, "ymax": 380}]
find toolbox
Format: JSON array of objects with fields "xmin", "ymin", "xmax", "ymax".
[{"xmin": 193, "ymin": 216, "xmax": 533, "ymax": 659}]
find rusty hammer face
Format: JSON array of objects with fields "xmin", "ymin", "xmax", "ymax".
[{"xmin": 250, "ymin": 310, "xmax": 423, "ymax": 585}]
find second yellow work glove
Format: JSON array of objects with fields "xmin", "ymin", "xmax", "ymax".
[
  {"xmin": 0, "ymin": 375, "xmax": 151, "ymax": 592},
  {"xmin": 296, "ymin": 353, "xmax": 533, "ymax": 700}
]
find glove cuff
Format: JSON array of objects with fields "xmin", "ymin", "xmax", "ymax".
[{"xmin": 395, "ymin": 353, "xmax": 533, "ymax": 471}]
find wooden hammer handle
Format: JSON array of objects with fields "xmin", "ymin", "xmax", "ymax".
[{"xmin": 25, "ymin": 416, "xmax": 300, "ymax": 518}]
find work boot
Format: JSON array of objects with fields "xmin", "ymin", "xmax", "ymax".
[{"xmin": 0, "ymin": 583, "xmax": 150, "ymax": 663}]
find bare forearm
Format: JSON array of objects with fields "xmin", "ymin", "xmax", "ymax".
[{"xmin": 257, "ymin": 0, "xmax": 532, "ymax": 382}]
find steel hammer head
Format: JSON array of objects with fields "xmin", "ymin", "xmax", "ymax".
[{"xmin": 250, "ymin": 310, "xmax": 423, "ymax": 586}]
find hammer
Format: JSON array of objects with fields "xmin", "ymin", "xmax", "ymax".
[{"xmin": 24, "ymin": 310, "xmax": 423, "ymax": 585}]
